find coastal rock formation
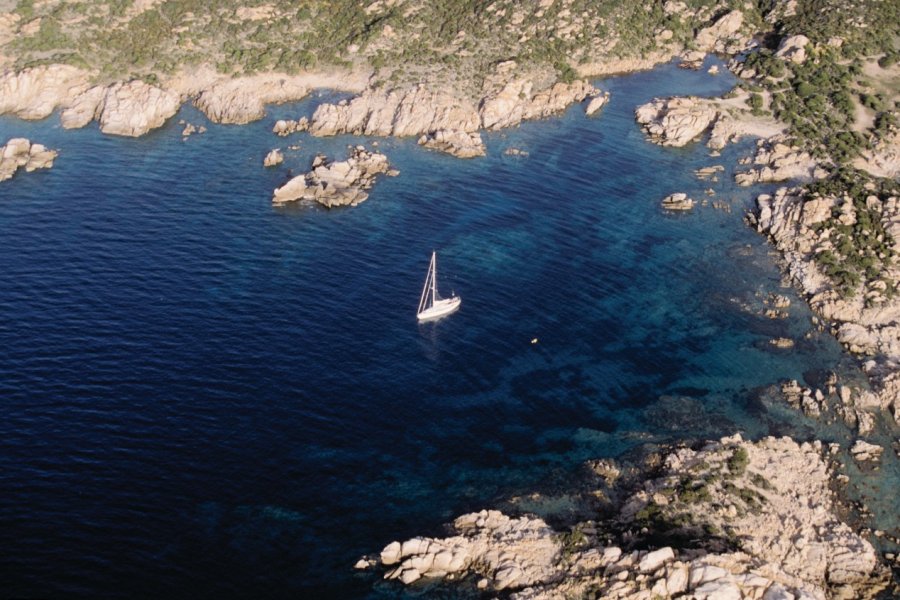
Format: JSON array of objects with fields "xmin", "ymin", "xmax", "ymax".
[
  {"xmin": 661, "ymin": 192, "xmax": 694, "ymax": 210},
  {"xmin": 694, "ymin": 10, "xmax": 745, "ymax": 53},
  {"xmin": 377, "ymin": 511, "xmax": 559, "ymax": 589},
  {"xmin": 480, "ymin": 79, "xmax": 597, "ymax": 130},
  {"xmin": 60, "ymin": 86, "xmax": 107, "ymax": 129},
  {"xmin": 263, "ymin": 149, "xmax": 283, "ymax": 167},
  {"xmin": 310, "ymin": 85, "xmax": 481, "ymax": 137},
  {"xmin": 58, "ymin": 81, "xmax": 181, "ymax": 136},
  {"xmin": 637, "ymin": 93, "xmax": 785, "ymax": 150},
  {"xmin": 755, "ymin": 186, "xmax": 900, "ymax": 419},
  {"xmin": 310, "ymin": 79, "xmax": 597, "ymax": 141},
  {"xmin": 417, "ymin": 130, "xmax": 485, "ymax": 158},
  {"xmin": 365, "ymin": 435, "xmax": 889, "ymax": 598},
  {"xmin": 850, "ymin": 439, "xmax": 883, "ymax": 464},
  {"xmin": 635, "ymin": 97, "xmax": 718, "ymax": 147},
  {"xmin": 584, "ymin": 91, "xmax": 610, "ymax": 116},
  {"xmin": 273, "ymin": 117, "xmax": 309, "ymax": 137},
  {"xmin": 0, "ymin": 65, "xmax": 91, "ymax": 120},
  {"xmin": 194, "ymin": 77, "xmax": 306, "ymax": 124},
  {"xmin": 854, "ymin": 127, "xmax": 900, "ymax": 180},
  {"xmin": 272, "ymin": 146, "xmax": 389, "ymax": 208},
  {"xmin": 775, "ymin": 34, "xmax": 810, "ymax": 64},
  {"xmin": 735, "ymin": 135, "xmax": 823, "ymax": 185},
  {"xmin": 0, "ymin": 138, "xmax": 58, "ymax": 182},
  {"xmin": 96, "ymin": 81, "xmax": 181, "ymax": 137}
]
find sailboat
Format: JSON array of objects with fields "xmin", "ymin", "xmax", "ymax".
[{"xmin": 416, "ymin": 251, "xmax": 461, "ymax": 322}]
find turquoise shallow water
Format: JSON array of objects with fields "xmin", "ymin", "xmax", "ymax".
[{"xmin": 0, "ymin": 58, "xmax": 865, "ymax": 598}]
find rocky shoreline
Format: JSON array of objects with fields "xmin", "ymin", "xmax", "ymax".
[
  {"xmin": 754, "ymin": 186, "xmax": 900, "ymax": 424},
  {"xmin": 357, "ymin": 434, "xmax": 895, "ymax": 599}
]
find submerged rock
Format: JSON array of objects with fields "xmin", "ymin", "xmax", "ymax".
[
  {"xmin": 417, "ymin": 129, "xmax": 485, "ymax": 158},
  {"xmin": 661, "ymin": 192, "xmax": 695, "ymax": 210}
]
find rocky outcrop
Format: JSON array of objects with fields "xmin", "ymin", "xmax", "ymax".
[
  {"xmin": 194, "ymin": 77, "xmax": 306, "ymax": 124},
  {"xmin": 584, "ymin": 91, "xmax": 610, "ymax": 116},
  {"xmin": 273, "ymin": 117, "xmax": 308, "ymax": 137},
  {"xmin": 417, "ymin": 130, "xmax": 485, "ymax": 158},
  {"xmin": 694, "ymin": 10, "xmax": 745, "ymax": 53},
  {"xmin": 735, "ymin": 135, "xmax": 824, "ymax": 185},
  {"xmin": 480, "ymin": 79, "xmax": 597, "ymax": 130},
  {"xmin": 661, "ymin": 192, "xmax": 694, "ymax": 210},
  {"xmin": 272, "ymin": 146, "xmax": 390, "ymax": 207},
  {"xmin": 310, "ymin": 85, "xmax": 480, "ymax": 137},
  {"xmin": 375, "ymin": 511, "xmax": 560, "ymax": 589},
  {"xmin": 95, "ymin": 81, "xmax": 181, "ymax": 137},
  {"xmin": 755, "ymin": 187, "xmax": 900, "ymax": 420},
  {"xmin": 850, "ymin": 439, "xmax": 883, "ymax": 464},
  {"xmin": 854, "ymin": 126, "xmax": 900, "ymax": 180},
  {"xmin": 0, "ymin": 138, "xmax": 58, "ymax": 182},
  {"xmin": 309, "ymin": 79, "xmax": 596, "ymax": 140},
  {"xmin": 58, "ymin": 80, "xmax": 181, "ymax": 136},
  {"xmin": 263, "ymin": 149, "xmax": 283, "ymax": 167},
  {"xmin": 362, "ymin": 435, "xmax": 890, "ymax": 598},
  {"xmin": 60, "ymin": 85, "xmax": 107, "ymax": 129},
  {"xmin": 0, "ymin": 65, "xmax": 91, "ymax": 120},
  {"xmin": 775, "ymin": 34, "xmax": 810, "ymax": 64},
  {"xmin": 635, "ymin": 97, "xmax": 718, "ymax": 147}
]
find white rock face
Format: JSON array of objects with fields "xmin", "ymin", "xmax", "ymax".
[
  {"xmin": 635, "ymin": 97, "xmax": 718, "ymax": 147},
  {"xmin": 0, "ymin": 65, "xmax": 91, "ymax": 120},
  {"xmin": 480, "ymin": 79, "xmax": 596, "ymax": 130},
  {"xmin": 60, "ymin": 85, "xmax": 107, "ymax": 129},
  {"xmin": 0, "ymin": 138, "xmax": 58, "ymax": 182},
  {"xmin": 584, "ymin": 91, "xmax": 610, "ymax": 116},
  {"xmin": 694, "ymin": 10, "xmax": 744, "ymax": 52},
  {"xmin": 310, "ymin": 85, "xmax": 481, "ymax": 137},
  {"xmin": 776, "ymin": 34, "xmax": 810, "ymax": 64},
  {"xmin": 272, "ymin": 146, "xmax": 390, "ymax": 207},
  {"xmin": 194, "ymin": 76, "xmax": 307, "ymax": 124},
  {"xmin": 310, "ymin": 79, "xmax": 595, "ymax": 141},
  {"xmin": 417, "ymin": 129, "xmax": 485, "ymax": 158},
  {"xmin": 97, "ymin": 81, "xmax": 181, "ymax": 137},
  {"xmin": 263, "ymin": 149, "xmax": 284, "ymax": 167}
]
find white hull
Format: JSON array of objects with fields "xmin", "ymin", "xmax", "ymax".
[{"xmin": 417, "ymin": 296, "xmax": 461, "ymax": 322}]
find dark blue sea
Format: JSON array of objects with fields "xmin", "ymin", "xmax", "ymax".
[{"xmin": 0, "ymin": 59, "xmax": 859, "ymax": 598}]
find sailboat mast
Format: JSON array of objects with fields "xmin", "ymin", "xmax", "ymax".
[{"xmin": 431, "ymin": 251, "xmax": 437, "ymax": 304}]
